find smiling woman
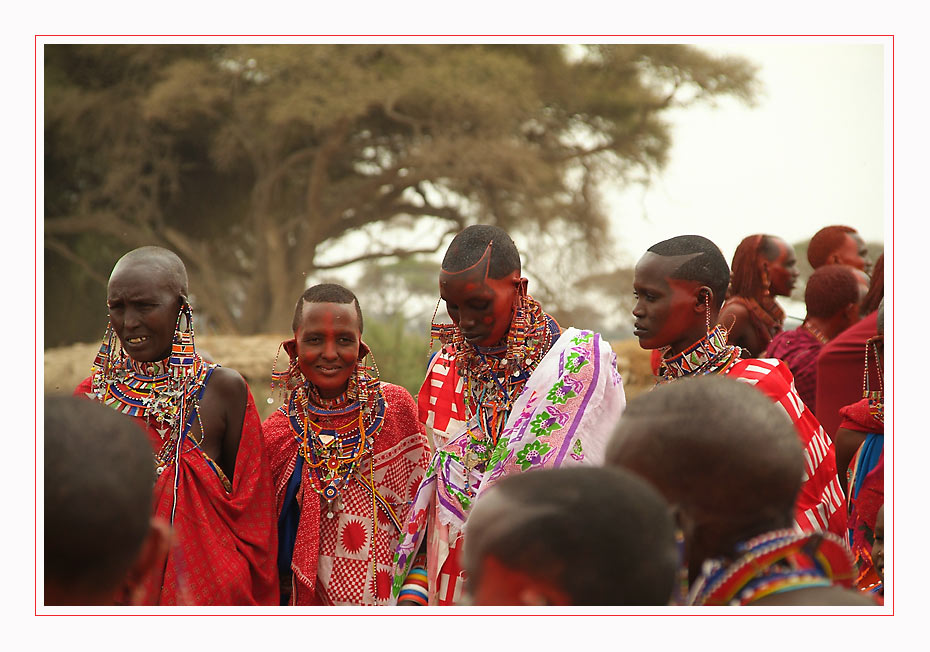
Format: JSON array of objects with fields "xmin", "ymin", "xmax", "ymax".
[{"xmin": 262, "ymin": 282, "xmax": 431, "ymax": 606}]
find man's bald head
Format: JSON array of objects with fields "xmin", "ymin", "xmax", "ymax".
[
  {"xmin": 607, "ymin": 376, "xmax": 803, "ymax": 533},
  {"xmin": 110, "ymin": 246, "xmax": 189, "ymax": 298},
  {"xmin": 463, "ymin": 466, "xmax": 678, "ymax": 606}
]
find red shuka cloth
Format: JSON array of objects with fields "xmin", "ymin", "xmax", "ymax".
[
  {"xmin": 76, "ymin": 376, "xmax": 279, "ymax": 605},
  {"xmin": 726, "ymin": 359, "xmax": 847, "ymax": 538},
  {"xmin": 766, "ymin": 327, "xmax": 823, "ymax": 415},
  {"xmin": 263, "ymin": 382, "xmax": 430, "ymax": 605},
  {"xmin": 815, "ymin": 311, "xmax": 879, "ymax": 439}
]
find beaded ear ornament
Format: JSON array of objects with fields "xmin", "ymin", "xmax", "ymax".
[{"xmin": 863, "ymin": 334, "xmax": 884, "ymax": 423}]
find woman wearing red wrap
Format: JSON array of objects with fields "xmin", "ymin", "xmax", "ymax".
[
  {"xmin": 77, "ymin": 246, "xmax": 278, "ymax": 606},
  {"xmin": 262, "ymin": 283, "xmax": 431, "ymax": 605}
]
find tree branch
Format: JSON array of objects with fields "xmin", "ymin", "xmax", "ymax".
[
  {"xmin": 313, "ymin": 238, "xmax": 453, "ymax": 270},
  {"xmin": 45, "ymin": 213, "xmax": 143, "ymax": 247},
  {"xmin": 44, "ymin": 238, "xmax": 109, "ymax": 287}
]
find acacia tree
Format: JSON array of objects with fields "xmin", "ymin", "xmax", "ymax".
[{"xmin": 44, "ymin": 43, "xmax": 757, "ymax": 341}]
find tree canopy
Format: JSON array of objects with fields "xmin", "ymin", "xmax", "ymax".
[{"xmin": 44, "ymin": 43, "xmax": 758, "ymax": 344}]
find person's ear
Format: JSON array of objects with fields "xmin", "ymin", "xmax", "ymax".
[
  {"xmin": 125, "ymin": 516, "xmax": 173, "ymax": 606},
  {"xmin": 282, "ymin": 338, "xmax": 297, "ymax": 360},
  {"xmin": 695, "ymin": 286, "xmax": 713, "ymax": 312},
  {"xmin": 517, "ymin": 276, "xmax": 528, "ymax": 295},
  {"xmin": 358, "ymin": 340, "xmax": 371, "ymax": 359}
]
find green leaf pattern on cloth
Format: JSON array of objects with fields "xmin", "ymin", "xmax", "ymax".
[{"xmin": 515, "ymin": 438, "xmax": 552, "ymax": 471}]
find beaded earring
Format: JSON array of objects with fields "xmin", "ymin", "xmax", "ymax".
[
  {"xmin": 505, "ymin": 282, "xmax": 529, "ymax": 368},
  {"xmin": 863, "ymin": 335, "xmax": 884, "ymax": 422},
  {"xmin": 703, "ymin": 292, "xmax": 712, "ymax": 335},
  {"xmin": 169, "ymin": 302, "xmax": 196, "ymax": 379},
  {"xmin": 92, "ymin": 319, "xmax": 124, "ymax": 379},
  {"xmin": 271, "ymin": 341, "xmax": 305, "ymax": 395},
  {"xmin": 761, "ymin": 267, "xmax": 771, "ymax": 297},
  {"xmin": 350, "ymin": 346, "xmax": 381, "ymax": 407}
]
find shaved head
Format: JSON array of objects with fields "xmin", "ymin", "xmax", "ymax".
[
  {"xmin": 45, "ymin": 396, "xmax": 156, "ymax": 602},
  {"xmin": 463, "ymin": 466, "xmax": 677, "ymax": 606},
  {"xmin": 607, "ymin": 376, "xmax": 803, "ymax": 534},
  {"xmin": 110, "ymin": 246, "xmax": 189, "ymax": 297}
]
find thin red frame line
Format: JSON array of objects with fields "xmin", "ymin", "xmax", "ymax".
[
  {"xmin": 890, "ymin": 33, "xmax": 894, "ymax": 613},
  {"xmin": 34, "ymin": 34, "xmax": 894, "ymax": 37},
  {"xmin": 34, "ymin": 35, "xmax": 894, "ymax": 616}
]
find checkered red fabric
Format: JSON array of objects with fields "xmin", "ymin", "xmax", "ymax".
[{"xmin": 264, "ymin": 382, "xmax": 431, "ymax": 605}]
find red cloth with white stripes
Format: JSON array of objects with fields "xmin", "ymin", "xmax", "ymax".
[
  {"xmin": 726, "ymin": 359, "xmax": 847, "ymax": 537},
  {"xmin": 263, "ymin": 382, "xmax": 430, "ymax": 605},
  {"xmin": 75, "ymin": 376, "xmax": 279, "ymax": 605},
  {"xmin": 417, "ymin": 348, "xmax": 467, "ymax": 605}
]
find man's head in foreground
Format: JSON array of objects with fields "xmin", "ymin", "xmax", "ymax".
[
  {"xmin": 606, "ymin": 376, "xmax": 803, "ymax": 581},
  {"xmin": 45, "ymin": 396, "xmax": 170, "ymax": 605},
  {"xmin": 462, "ymin": 466, "xmax": 678, "ymax": 606}
]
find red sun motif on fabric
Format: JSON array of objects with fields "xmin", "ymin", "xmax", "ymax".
[
  {"xmin": 377, "ymin": 505, "xmax": 393, "ymax": 528},
  {"xmin": 376, "ymin": 570, "xmax": 392, "ymax": 600},
  {"xmin": 341, "ymin": 519, "xmax": 367, "ymax": 554}
]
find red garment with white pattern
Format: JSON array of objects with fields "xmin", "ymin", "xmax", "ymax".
[
  {"xmin": 726, "ymin": 358, "xmax": 847, "ymax": 537},
  {"xmin": 76, "ymin": 375, "xmax": 279, "ymax": 606},
  {"xmin": 264, "ymin": 382, "xmax": 431, "ymax": 605}
]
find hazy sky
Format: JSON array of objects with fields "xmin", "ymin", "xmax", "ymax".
[{"xmin": 604, "ymin": 43, "xmax": 887, "ymax": 266}]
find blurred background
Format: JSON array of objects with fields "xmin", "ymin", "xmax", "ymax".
[{"xmin": 42, "ymin": 43, "xmax": 885, "ymax": 417}]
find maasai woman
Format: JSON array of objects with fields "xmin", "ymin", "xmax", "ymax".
[
  {"xmin": 263, "ymin": 283, "xmax": 431, "ymax": 605},
  {"xmin": 719, "ymin": 234, "xmax": 799, "ymax": 357},
  {"xmin": 393, "ymin": 225, "xmax": 627, "ymax": 605}
]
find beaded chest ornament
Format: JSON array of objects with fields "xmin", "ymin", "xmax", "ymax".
[
  {"xmin": 89, "ymin": 303, "xmax": 212, "ymax": 521},
  {"xmin": 686, "ymin": 529, "xmax": 855, "ymax": 606},
  {"xmin": 276, "ymin": 350, "xmax": 386, "ymax": 518},
  {"xmin": 430, "ymin": 285, "xmax": 553, "ymax": 479}
]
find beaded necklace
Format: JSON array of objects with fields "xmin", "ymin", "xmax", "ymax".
[
  {"xmin": 430, "ymin": 293, "xmax": 555, "ymax": 474},
  {"xmin": 89, "ymin": 346, "xmax": 211, "ymax": 478},
  {"xmin": 284, "ymin": 367, "xmax": 386, "ymax": 519},
  {"xmin": 801, "ymin": 321, "xmax": 829, "ymax": 345},
  {"xmin": 687, "ymin": 529, "xmax": 855, "ymax": 606},
  {"xmin": 658, "ymin": 325, "xmax": 743, "ymax": 383}
]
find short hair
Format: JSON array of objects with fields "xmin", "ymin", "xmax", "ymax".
[
  {"xmin": 111, "ymin": 246, "xmax": 189, "ymax": 297},
  {"xmin": 292, "ymin": 283, "xmax": 364, "ymax": 333},
  {"xmin": 465, "ymin": 466, "xmax": 677, "ymax": 606},
  {"xmin": 442, "ymin": 224, "xmax": 521, "ymax": 279},
  {"xmin": 804, "ymin": 264, "xmax": 861, "ymax": 319},
  {"xmin": 606, "ymin": 376, "xmax": 803, "ymax": 527},
  {"xmin": 860, "ymin": 253, "xmax": 884, "ymax": 316},
  {"xmin": 646, "ymin": 235, "xmax": 730, "ymax": 309},
  {"xmin": 728, "ymin": 234, "xmax": 783, "ymax": 299},
  {"xmin": 44, "ymin": 396, "xmax": 155, "ymax": 596},
  {"xmin": 807, "ymin": 225, "xmax": 857, "ymax": 269}
]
